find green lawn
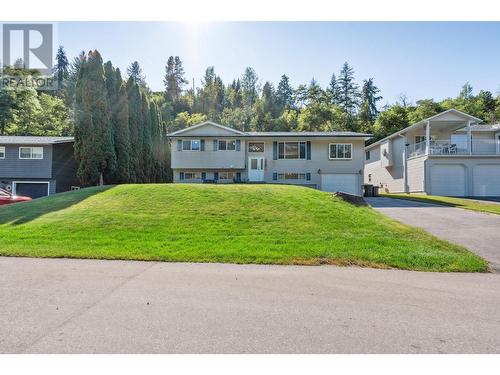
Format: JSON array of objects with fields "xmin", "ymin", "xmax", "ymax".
[
  {"xmin": 382, "ymin": 193, "xmax": 500, "ymax": 216},
  {"xmin": 0, "ymin": 184, "xmax": 488, "ymax": 272}
]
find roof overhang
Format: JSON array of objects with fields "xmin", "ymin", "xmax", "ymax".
[{"xmin": 365, "ymin": 109, "xmax": 483, "ymax": 150}]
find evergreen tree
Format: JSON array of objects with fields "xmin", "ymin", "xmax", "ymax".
[
  {"xmin": 65, "ymin": 51, "xmax": 86, "ymax": 109},
  {"xmin": 126, "ymin": 77, "xmax": 143, "ymax": 182},
  {"xmin": 74, "ymin": 50, "xmax": 116, "ymax": 186},
  {"xmin": 261, "ymin": 81, "xmax": 278, "ymax": 117},
  {"xmin": 359, "ymin": 78, "xmax": 382, "ymax": 126},
  {"xmin": 53, "ymin": 46, "xmax": 69, "ymax": 94},
  {"xmin": 338, "ymin": 62, "xmax": 360, "ymax": 128},
  {"xmin": 276, "ymin": 75, "xmax": 294, "ymax": 110},
  {"xmin": 164, "ymin": 56, "xmax": 188, "ymax": 103},
  {"xmin": 141, "ymin": 93, "xmax": 153, "ymax": 182},
  {"xmin": 241, "ymin": 67, "xmax": 259, "ymax": 108},
  {"xmin": 327, "ymin": 73, "xmax": 341, "ymax": 105},
  {"xmin": 104, "ymin": 62, "xmax": 130, "ymax": 183},
  {"xmin": 127, "ymin": 61, "xmax": 146, "ymax": 86}
]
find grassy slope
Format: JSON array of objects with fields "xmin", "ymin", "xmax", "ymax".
[
  {"xmin": 382, "ymin": 193, "xmax": 500, "ymax": 216},
  {"xmin": 0, "ymin": 184, "xmax": 488, "ymax": 272}
]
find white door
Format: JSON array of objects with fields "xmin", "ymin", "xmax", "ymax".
[
  {"xmin": 430, "ymin": 164, "xmax": 465, "ymax": 196},
  {"xmin": 321, "ymin": 174, "xmax": 359, "ymax": 195},
  {"xmin": 473, "ymin": 165, "xmax": 500, "ymax": 196},
  {"xmin": 248, "ymin": 157, "xmax": 264, "ymax": 181}
]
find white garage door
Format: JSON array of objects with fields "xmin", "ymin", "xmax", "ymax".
[
  {"xmin": 321, "ymin": 174, "xmax": 359, "ymax": 195},
  {"xmin": 473, "ymin": 165, "xmax": 500, "ymax": 196},
  {"xmin": 430, "ymin": 164, "xmax": 465, "ymax": 196}
]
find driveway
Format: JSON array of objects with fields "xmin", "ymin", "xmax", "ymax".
[
  {"xmin": 366, "ymin": 197, "xmax": 500, "ymax": 271},
  {"xmin": 1, "ymin": 257, "xmax": 500, "ymax": 354}
]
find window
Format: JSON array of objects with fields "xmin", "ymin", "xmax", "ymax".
[
  {"xmin": 278, "ymin": 142, "xmax": 306, "ymax": 159},
  {"xmin": 368, "ymin": 174, "xmax": 372, "ymax": 182},
  {"xmin": 0, "ymin": 146, "xmax": 4, "ymax": 159},
  {"xmin": 277, "ymin": 173, "xmax": 306, "ymax": 180},
  {"xmin": 182, "ymin": 140, "xmax": 200, "ymax": 151},
  {"xmin": 365, "ymin": 150, "xmax": 370, "ymax": 161},
  {"xmin": 248, "ymin": 142, "xmax": 264, "ymax": 153},
  {"xmin": 329, "ymin": 143, "xmax": 352, "ymax": 160},
  {"xmin": 19, "ymin": 146, "xmax": 43, "ymax": 159},
  {"xmin": 219, "ymin": 172, "xmax": 235, "ymax": 180},
  {"xmin": 218, "ymin": 139, "xmax": 236, "ymax": 151},
  {"xmin": 184, "ymin": 172, "xmax": 202, "ymax": 180}
]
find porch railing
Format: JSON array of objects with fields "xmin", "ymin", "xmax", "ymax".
[{"xmin": 407, "ymin": 139, "xmax": 500, "ymax": 157}]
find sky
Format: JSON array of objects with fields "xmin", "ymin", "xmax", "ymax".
[{"xmin": 56, "ymin": 21, "xmax": 500, "ymax": 105}]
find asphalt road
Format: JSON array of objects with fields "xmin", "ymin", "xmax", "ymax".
[
  {"xmin": 1, "ymin": 257, "xmax": 500, "ymax": 354},
  {"xmin": 366, "ymin": 197, "xmax": 500, "ymax": 271}
]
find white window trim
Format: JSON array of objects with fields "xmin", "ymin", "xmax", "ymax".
[
  {"xmin": 0, "ymin": 146, "xmax": 5, "ymax": 159},
  {"xmin": 278, "ymin": 141, "xmax": 307, "ymax": 160},
  {"xmin": 182, "ymin": 139, "xmax": 201, "ymax": 152},
  {"xmin": 218, "ymin": 139, "xmax": 237, "ymax": 151},
  {"xmin": 12, "ymin": 181, "xmax": 50, "ymax": 196},
  {"xmin": 248, "ymin": 142, "xmax": 265, "ymax": 153},
  {"xmin": 19, "ymin": 146, "xmax": 44, "ymax": 160},
  {"xmin": 329, "ymin": 143, "xmax": 353, "ymax": 160}
]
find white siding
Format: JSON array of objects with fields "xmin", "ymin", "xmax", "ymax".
[
  {"xmin": 407, "ymin": 155, "xmax": 426, "ymax": 192},
  {"xmin": 364, "ymin": 137, "xmax": 405, "ymax": 193}
]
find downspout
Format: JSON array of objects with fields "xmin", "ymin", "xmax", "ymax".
[{"xmin": 399, "ymin": 134, "xmax": 409, "ymax": 193}]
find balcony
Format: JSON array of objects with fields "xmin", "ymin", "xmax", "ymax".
[{"xmin": 407, "ymin": 139, "xmax": 500, "ymax": 158}]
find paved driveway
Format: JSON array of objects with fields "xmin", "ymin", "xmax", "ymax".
[
  {"xmin": 366, "ymin": 197, "xmax": 500, "ymax": 271},
  {"xmin": 1, "ymin": 257, "xmax": 500, "ymax": 354}
]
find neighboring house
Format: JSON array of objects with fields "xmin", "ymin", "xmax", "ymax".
[
  {"xmin": 0, "ymin": 136, "xmax": 79, "ymax": 198},
  {"xmin": 168, "ymin": 122, "xmax": 371, "ymax": 195},
  {"xmin": 364, "ymin": 109, "xmax": 500, "ymax": 197}
]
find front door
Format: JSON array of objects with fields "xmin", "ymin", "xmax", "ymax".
[{"xmin": 248, "ymin": 157, "xmax": 265, "ymax": 182}]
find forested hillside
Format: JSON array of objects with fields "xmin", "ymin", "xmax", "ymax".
[{"xmin": 1, "ymin": 46, "xmax": 500, "ymax": 185}]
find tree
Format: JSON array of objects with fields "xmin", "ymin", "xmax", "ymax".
[
  {"xmin": 127, "ymin": 61, "xmax": 146, "ymax": 86},
  {"xmin": 65, "ymin": 50, "xmax": 86, "ymax": 109},
  {"xmin": 53, "ymin": 46, "xmax": 69, "ymax": 94},
  {"xmin": 337, "ymin": 62, "xmax": 360, "ymax": 128},
  {"xmin": 241, "ymin": 67, "xmax": 259, "ymax": 108},
  {"xmin": 126, "ymin": 76, "xmax": 143, "ymax": 182},
  {"xmin": 74, "ymin": 50, "xmax": 116, "ymax": 186},
  {"xmin": 276, "ymin": 75, "xmax": 294, "ymax": 110},
  {"xmin": 261, "ymin": 81, "xmax": 278, "ymax": 117},
  {"xmin": 104, "ymin": 62, "xmax": 131, "ymax": 183},
  {"xmin": 359, "ymin": 78, "xmax": 383, "ymax": 133},
  {"xmin": 373, "ymin": 103, "xmax": 410, "ymax": 140},
  {"xmin": 327, "ymin": 73, "xmax": 341, "ymax": 105},
  {"xmin": 164, "ymin": 56, "xmax": 188, "ymax": 104}
]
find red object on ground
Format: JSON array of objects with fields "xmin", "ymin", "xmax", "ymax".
[{"xmin": 0, "ymin": 188, "xmax": 32, "ymax": 205}]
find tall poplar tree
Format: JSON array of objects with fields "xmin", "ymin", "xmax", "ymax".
[
  {"xmin": 104, "ymin": 62, "xmax": 131, "ymax": 183},
  {"xmin": 126, "ymin": 77, "xmax": 142, "ymax": 182},
  {"xmin": 74, "ymin": 50, "xmax": 116, "ymax": 186}
]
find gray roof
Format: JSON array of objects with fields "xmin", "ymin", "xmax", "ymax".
[
  {"xmin": 0, "ymin": 136, "xmax": 74, "ymax": 145},
  {"xmin": 245, "ymin": 131, "xmax": 371, "ymax": 137},
  {"xmin": 455, "ymin": 124, "xmax": 500, "ymax": 132}
]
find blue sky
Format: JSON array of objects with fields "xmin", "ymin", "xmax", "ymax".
[{"xmin": 58, "ymin": 22, "xmax": 500, "ymax": 105}]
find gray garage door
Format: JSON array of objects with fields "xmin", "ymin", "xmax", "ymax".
[
  {"xmin": 430, "ymin": 164, "xmax": 465, "ymax": 196},
  {"xmin": 473, "ymin": 165, "xmax": 500, "ymax": 196},
  {"xmin": 14, "ymin": 182, "xmax": 49, "ymax": 199}
]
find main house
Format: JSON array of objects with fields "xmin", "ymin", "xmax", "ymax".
[
  {"xmin": 364, "ymin": 109, "xmax": 500, "ymax": 197},
  {"xmin": 0, "ymin": 136, "xmax": 79, "ymax": 198},
  {"xmin": 168, "ymin": 122, "xmax": 371, "ymax": 195}
]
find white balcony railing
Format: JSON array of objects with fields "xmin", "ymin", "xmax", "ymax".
[{"xmin": 407, "ymin": 139, "xmax": 500, "ymax": 157}]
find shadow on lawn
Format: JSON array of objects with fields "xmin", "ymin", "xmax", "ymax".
[{"xmin": 0, "ymin": 185, "xmax": 114, "ymax": 225}]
